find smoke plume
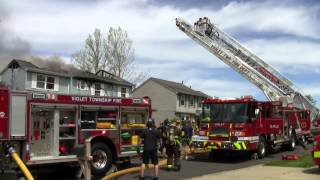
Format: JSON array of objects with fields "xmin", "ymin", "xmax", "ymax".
[
  {"xmin": 30, "ymin": 56, "xmax": 77, "ymax": 74},
  {"xmin": 0, "ymin": 1, "xmax": 31, "ymax": 70}
]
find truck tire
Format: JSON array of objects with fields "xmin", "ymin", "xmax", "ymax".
[
  {"xmin": 288, "ymin": 133, "xmax": 296, "ymax": 151},
  {"xmin": 91, "ymin": 143, "xmax": 113, "ymax": 175},
  {"xmin": 257, "ymin": 136, "xmax": 267, "ymax": 159}
]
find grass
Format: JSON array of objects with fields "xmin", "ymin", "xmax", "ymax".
[{"xmin": 265, "ymin": 153, "xmax": 314, "ymax": 168}]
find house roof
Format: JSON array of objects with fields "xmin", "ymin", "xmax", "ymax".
[
  {"xmin": 3, "ymin": 59, "xmax": 133, "ymax": 87},
  {"xmin": 143, "ymin": 77, "xmax": 209, "ymax": 97}
]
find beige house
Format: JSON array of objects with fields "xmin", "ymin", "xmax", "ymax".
[{"xmin": 132, "ymin": 77, "xmax": 209, "ymax": 126}]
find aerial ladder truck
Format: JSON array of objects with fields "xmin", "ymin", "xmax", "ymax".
[{"xmin": 176, "ymin": 17, "xmax": 317, "ymax": 158}]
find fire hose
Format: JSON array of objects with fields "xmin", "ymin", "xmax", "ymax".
[{"xmin": 8, "ymin": 147, "xmax": 34, "ymax": 180}]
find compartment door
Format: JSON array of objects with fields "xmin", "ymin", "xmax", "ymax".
[{"xmin": 10, "ymin": 95, "xmax": 26, "ymax": 137}]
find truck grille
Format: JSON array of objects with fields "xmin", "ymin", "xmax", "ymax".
[{"xmin": 210, "ymin": 127, "xmax": 230, "ymax": 137}]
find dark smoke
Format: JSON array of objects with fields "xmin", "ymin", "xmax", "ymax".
[
  {"xmin": 30, "ymin": 56, "xmax": 77, "ymax": 74},
  {"xmin": 0, "ymin": 2, "xmax": 31, "ymax": 70}
]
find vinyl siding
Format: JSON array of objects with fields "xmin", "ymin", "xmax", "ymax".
[{"xmin": 132, "ymin": 80, "xmax": 177, "ymax": 125}]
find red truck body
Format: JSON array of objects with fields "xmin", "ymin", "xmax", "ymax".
[
  {"xmin": 202, "ymin": 96, "xmax": 312, "ymax": 158},
  {"xmin": 0, "ymin": 84, "xmax": 151, "ymax": 174}
]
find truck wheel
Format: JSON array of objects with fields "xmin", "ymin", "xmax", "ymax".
[
  {"xmin": 91, "ymin": 143, "xmax": 113, "ymax": 175},
  {"xmin": 257, "ymin": 136, "xmax": 267, "ymax": 159},
  {"xmin": 288, "ymin": 133, "xmax": 296, "ymax": 151}
]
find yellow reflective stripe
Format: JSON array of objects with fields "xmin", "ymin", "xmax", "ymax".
[
  {"xmin": 241, "ymin": 142, "xmax": 247, "ymax": 150},
  {"xmin": 314, "ymin": 151, "xmax": 320, "ymax": 158},
  {"xmin": 234, "ymin": 142, "xmax": 241, "ymax": 150}
]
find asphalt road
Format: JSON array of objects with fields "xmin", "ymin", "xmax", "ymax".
[
  {"xmin": 119, "ymin": 145, "xmax": 311, "ymax": 180},
  {"xmin": 0, "ymin": 144, "xmax": 311, "ymax": 180}
]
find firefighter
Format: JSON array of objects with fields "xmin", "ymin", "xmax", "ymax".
[
  {"xmin": 164, "ymin": 118, "xmax": 184, "ymax": 171},
  {"xmin": 138, "ymin": 118, "xmax": 160, "ymax": 180},
  {"xmin": 158, "ymin": 118, "xmax": 169, "ymax": 157},
  {"xmin": 182, "ymin": 120, "xmax": 193, "ymax": 160}
]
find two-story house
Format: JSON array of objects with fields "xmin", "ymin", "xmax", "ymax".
[
  {"xmin": 132, "ymin": 77, "xmax": 209, "ymax": 125},
  {"xmin": 0, "ymin": 59, "xmax": 133, "ymax": 97}
]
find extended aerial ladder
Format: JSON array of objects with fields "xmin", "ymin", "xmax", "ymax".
[{"xmin": 176, "ymin": 17, "xmax": 318, "ymax": 121}]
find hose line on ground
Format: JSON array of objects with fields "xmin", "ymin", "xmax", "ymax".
[{"xmin": 8, "ymin": 147, "xmax": 34, "ymax": 180}]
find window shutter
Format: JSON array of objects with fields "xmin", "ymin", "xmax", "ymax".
[
  {"xmin": 117, "ymin": 86, "xmax": 121, "ymax": 97},
  {"xmin": 126, "ymin": 87, "xmax": 129, "ymax": 97},
  {"xmin": 54, "ymin": 77, "xmax": 59, "ymax": 91},
  {"xmin": 90, "ymin": 85, "xmax": 95, "ymax": 96},
  {"xmin": 31, "ymin": 73, "xmax": 37, "ymax": 88},
  {"xmin": 100, "ymin": 84, "xmax": 105, "ymax": 96}
]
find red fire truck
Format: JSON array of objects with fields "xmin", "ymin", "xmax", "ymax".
[
  {"xmin": 0, "ymin": 84, "xmax": 151, "ymax": 175},
  {"xmin": 312, "ymin": 135, "xmax": 320, "ymax": 168},
  {"xmin": 176, "ymin": 17, "xmax": 317, "ymax": 158},
  {"xmin": 202, "ymin": 96, "xmax": 312, "ymax": 158}
]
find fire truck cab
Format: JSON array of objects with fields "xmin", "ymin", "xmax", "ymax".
[
  {"xmin": 203, "ymin": 96, "xmax": 312, "ymax": 159},
  {"xmin": 0, "ymin": 84, "xmax": 151, "ymax": 175}
]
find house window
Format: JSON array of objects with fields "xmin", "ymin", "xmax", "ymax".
[
  {"xmin": 189, "ymin": 96, "xmax": 194, "ymax": 107},
  {"xmin": 179, "ymin": 94, "xmax": 185, "ymax": 106},
  {"xmin": 46, "ymin": 76, "xmax": 55, "ymax": 90},
  {"xmin": 77, "ymin": 80, "xmax": 88, "ymax": 90},
  {"xmin": 95, "ymin": 83, "xmax": 101, "ymax": 96},
  {"xmin": 36, "ymin": 74, "xmax": 46, "ymax": 89},
  {"xmin": 121, "ymin": 87, "xmax": 127, "ymax": 98},
  {"xmin": 36, "ymin": 74, "xmax": 55, "ymax": 90}
]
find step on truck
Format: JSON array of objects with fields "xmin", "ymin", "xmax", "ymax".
[{"xmin": 0, "ymin": 84, "xmax": 151, "ymax": 175}]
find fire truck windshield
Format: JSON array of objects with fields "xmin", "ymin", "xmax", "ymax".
[{"xmin": 203, "ymin": 103, "xmax": 249, "ymax": 123}]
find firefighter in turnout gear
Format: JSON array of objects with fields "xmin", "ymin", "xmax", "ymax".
[{"xmin": 164, "ymin": 118, "xmax": 184, "ymax": 171}]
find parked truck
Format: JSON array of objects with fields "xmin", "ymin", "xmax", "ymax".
[
  {"xmin": 0, "ymin": 83, "xmax": 151, "ymax": 175},
  {"xmin": 176, "ymin": 17, "xmax": 316, "ymax": 158},
  {"xmin": 202, "ymin": 96, "xmax": 311, "ymax": 158}
]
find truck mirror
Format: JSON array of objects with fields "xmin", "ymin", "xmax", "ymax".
[{"xmin": 254, "ymin": 109, "xmax": 260, "ymax": 117}]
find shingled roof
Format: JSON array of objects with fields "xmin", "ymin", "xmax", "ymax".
[
  {"xmin": 2, "ymin": 59, "xmax": 133, "ymax": 87},
  {"xmin": 144, "ymin": 77, "xmax": 209, "ymax": 97}
]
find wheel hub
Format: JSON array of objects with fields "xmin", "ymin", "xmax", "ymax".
[{"xmin": 92, "ymin": 150, "xmax": 108, "ymax": 170}]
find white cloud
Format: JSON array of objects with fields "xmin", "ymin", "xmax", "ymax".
[
  {"xmin": 212, "ymin": 1, "xmax": 320, "ymax": 39},
  {"xmin": 3, "ymin": 0, "xmax": 320, "ymax": 102}
]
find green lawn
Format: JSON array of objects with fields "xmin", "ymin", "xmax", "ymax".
[{"xmin": 265, "ymin": 153, "xmax": 314, "ymax": 168}]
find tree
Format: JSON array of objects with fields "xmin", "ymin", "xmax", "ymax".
[
  {"xmin": 72, "ymin": 27, "xmax": 147, "ymax": 84},
  {"xmin": 72, "ymin": 29, "xmax": 107, "ymax": 73}
]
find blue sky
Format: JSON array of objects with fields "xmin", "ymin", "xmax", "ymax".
[{"xmin": 1, "ymin": 0, "xmax": 320, "ymax": 106}]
